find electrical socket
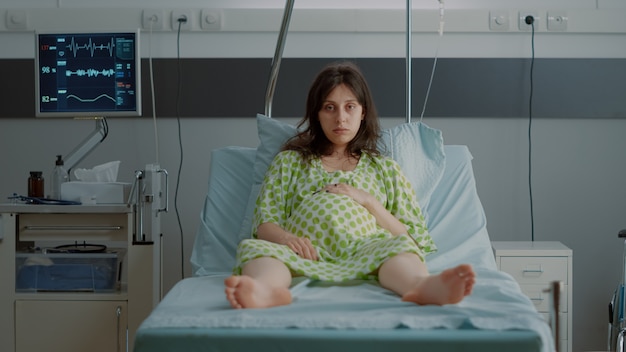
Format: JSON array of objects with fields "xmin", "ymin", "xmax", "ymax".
[
  {"xmin": 172, "ymin": 10, "xmax": 193, "ymax": 31},
  {"xmin": 142, "ymin": 9, "xmax": 164, "ymax": 30},
  {"xmin": 518, "ymin": 11, "xmax": 539, "ymax": 31},
  {"xmin": 200, "ymin": 9, "xmax": 222, "ymax": 31},
  {"xmin": 6, "ymin": 9, "xmax": 28, "ymax": 30},
  {"xmin": 489, "ymin": 10, "xmax": 509, "ymax": 31},
  {"xmin": 547, "ymin": 11, "xmax": 568, "ymax": 31}
]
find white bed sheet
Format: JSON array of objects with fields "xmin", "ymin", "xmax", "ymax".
[{"xmin": 141, "ymin": 271, "xmax": 549, "ymax": 344}]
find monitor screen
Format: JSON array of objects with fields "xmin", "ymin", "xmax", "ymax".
[{"xmin": 35, "ymin": 30, "xmax": 141, "ymax": 117}]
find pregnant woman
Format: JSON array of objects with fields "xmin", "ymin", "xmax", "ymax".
[{"xmin": 225, "ymin": 61, "xmax": 475, "ymax": 309}]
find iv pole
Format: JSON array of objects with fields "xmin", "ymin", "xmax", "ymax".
[{"xmin": 264, "ymin": 0, "xmax": 294, "ymax": 118}]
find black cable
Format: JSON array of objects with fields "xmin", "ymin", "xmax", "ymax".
[
  {"xmin": 526, "ymin": 16, "xmax": 536, "ymax": 242},
  {"xmin": 175, "ymin": 18, "xmax": 185, "ymax": 280},
  {"xmin": 101, "ymin": 116, "xmax": 109, "ymax": 141}
]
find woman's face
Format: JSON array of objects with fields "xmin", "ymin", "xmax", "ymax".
[{"xmin": 317, "ymin": 83, "xmax": 364, "ymax": 150}]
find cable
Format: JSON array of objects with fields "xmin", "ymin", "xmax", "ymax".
[
  {"xmin": 419, "ymin": 48, "xmax": 440, "ymax": 122},
  {"xmin": 148, "ymin": 19, "xmax": 160, "ymax": 164},
  {"xmin": 406, "ymin": 0, "xmax": 412, "ymax": 122},
  {"xmin": 419, "ymin": 0, "xmax": 445, "ymax": 122},
  {"xmin": 101, "ymin": 116, "xmax": 109, "ymax": 141},
  {"xmin": 526, "ymin": 15, "xmax": 536, "ymax": 242},
  {"xmin": 175, "ymin": 18, "xmax": 186, "ymax": 280}
]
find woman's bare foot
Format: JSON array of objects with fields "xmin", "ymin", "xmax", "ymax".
[
  {"xmin": 402, "ymin": 264, "xmax": 475, "ymax": 305},
  {"xmin": 224, "ymin": 275, "xmax": 292, "ymax": 309}
]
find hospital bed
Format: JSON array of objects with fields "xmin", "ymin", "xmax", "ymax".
[
  {"xmin": 134, "ymin": 117, "xmax": 554, "ymax": 352},
  {"xmin": 134, "ymin": 2, "xmax": 556, "ymax": 351}
]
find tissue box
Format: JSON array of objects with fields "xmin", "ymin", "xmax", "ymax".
[{"xmin": 61, "ymin": 182, "xmax": 131, "ymax": 204}]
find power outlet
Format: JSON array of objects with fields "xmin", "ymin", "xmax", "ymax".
[
  {"xmin": 6, "ymin": 9, "xmax": 28, "ymax": 30},
  {"xmin": 172, "ymin": 10, "xmax": 193, "ymax": 31},
  {"xmin": 489, "ymin": 10, "xmax": 509, "ymax": 31},
  {"xmin": 200, "ymin": 9, "xmax": 222, "ymax": 31},
  {"xmin": 518, "ymin": 11, "xmax": 539, "ymax": 31},
  {"xmin": 547, "ymin": 11, "xmax": 568, "ymax": 31},
  {"xmin": 142, "ymin": 9, "xmax": 164, "ymax": 30}
]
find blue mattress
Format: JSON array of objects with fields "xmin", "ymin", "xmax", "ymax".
[{"xmin": 135, "ymin": 121, "xmax": 554, "ymax": 352}]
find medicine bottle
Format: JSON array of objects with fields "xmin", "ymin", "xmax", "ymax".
[
  {"xmin": 28, "ymin": 171, "xmax": 44, "ymax": 198},
  {"xmin": 50, "ymin": 155, "xmax": 69, "ymax": 200}
]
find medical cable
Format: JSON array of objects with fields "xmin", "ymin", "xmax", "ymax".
[
  {"xmin": 406, "ymin": 0, "xmax": 412, "ymax": 123},
  {"xmin": 175, "ymin": 18, "xmax": 186, "ymax": 279},
  {"xmin": 526, "ymin": 16, "xmax": 536, "ymax": 242},
  {"xmin": 148, "ymin": 19, "xmax": 160, "ymax": 165},
  {"xmin": 101, "ymin": 115, "xmax": 109, "ymax": 140},
  {"xmin": 419, "ymin": 0, "xmax": 445, "ymax": 122}
]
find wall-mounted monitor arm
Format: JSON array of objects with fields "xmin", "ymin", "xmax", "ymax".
[{"xmin": 64, "ymin": 117, "xmax": 108, "ymax": 173}]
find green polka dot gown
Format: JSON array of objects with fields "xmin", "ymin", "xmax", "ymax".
[{"xmin": 234, "ymin": 150, "xmax": 437, "ymax": 282}]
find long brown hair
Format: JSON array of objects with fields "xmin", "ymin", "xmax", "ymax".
[{"xmin": 282, "ymin": 61, "xmax": 381, "ymax": 163}]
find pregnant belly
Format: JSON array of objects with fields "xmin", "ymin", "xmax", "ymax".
[{"xmin": 286, "ymin": 192, "xmax": 378, "ymax": 255}]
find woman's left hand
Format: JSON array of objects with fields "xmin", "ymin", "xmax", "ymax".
[
  {"xmin": 325, "ymin": 183, "xmax": 407, "ymax": 236},
  {"xmin": 324, "ymin": 183, "xmax": 373, "ymax": 207}
]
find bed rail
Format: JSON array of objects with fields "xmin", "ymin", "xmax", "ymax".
[{"xmin": 545, "ymin": 281, "xmax": 562, "ymax": 352}]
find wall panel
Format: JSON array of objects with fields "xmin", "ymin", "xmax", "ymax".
[{"xmin": 3, "ymin": 57, "xmax": 625, "ymax": 119}]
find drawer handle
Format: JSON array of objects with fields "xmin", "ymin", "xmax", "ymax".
[
  {"xmin": 24, "ymin": 225, "xmax": 122, "ymax": 231},
  {"xmin": 522, "ymin": 264, "xmax": 544, "ymax": 274},
  {"xmin": 523, "ymin": 269, "xmax": 544, "ymax": 273},
  {"xmin": 116, "ymin": 306, "xmax": 122, "ymax": 352}
]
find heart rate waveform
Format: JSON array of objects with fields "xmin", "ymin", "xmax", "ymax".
[
  {"xmin": 65, "ymin": 36, "xmax": 116, "ymax": 57},
  {"xmin": 66, "ymin": 93, "xmax": 116, "ymax": 104},
  {"xmin": 66, "ymin": 68, "xmax": 116, "ymax": 78}
]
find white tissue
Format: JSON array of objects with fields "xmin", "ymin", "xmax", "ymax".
[{"xmin": 74, "ymin": 161, "xmax": 120, "ymax": 182}]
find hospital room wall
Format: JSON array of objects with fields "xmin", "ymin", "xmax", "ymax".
[{"xmin": 1, "ymin": 1, "xmax": 626, "ymax": 351}]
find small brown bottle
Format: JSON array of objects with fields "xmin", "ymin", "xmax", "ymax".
[{"xmin": 28, "ymin": 171, "xmax": 44, "ymax": 198}]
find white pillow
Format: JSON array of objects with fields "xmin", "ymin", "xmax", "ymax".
[
  {"xmin": 238, "ymin": 115, "xmax": 298, "ymax": 239},
  {"xmin": 237, "ymin": 114, "xmax": 446, "ymax": 239},
  {"xmin": 253, "ymin": 114, "xmax": 300, "ymax": 184},
  {"xmin": 379, "ymin": 121, "xmax": 446, "ymax": 212}
]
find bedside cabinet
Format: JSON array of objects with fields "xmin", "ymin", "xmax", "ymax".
[
  {"xmin": 491, "ymin": 241, "xmax": 572, "ymax": 352},
  {"xmin": 0, "ymin": 204, "xmax": 161, "ymax": 352}
]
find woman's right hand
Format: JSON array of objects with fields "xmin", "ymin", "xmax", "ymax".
[
  {"xmin": 256, "ymin": 222, "xmax": 318, "ymax": 261},
  {"xmin": 282, "ymin": 235, "xmax": 318, "ymax": 261}
]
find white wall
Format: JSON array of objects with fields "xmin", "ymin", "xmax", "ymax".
[{"xmin": 1, "ymin": 1, "xmax": 625, "ymax": 351}]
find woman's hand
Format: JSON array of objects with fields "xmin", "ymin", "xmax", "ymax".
[
  {"xmin": 281, "ymin": 235, "xmax": 318, "ymax": 261},
  {"xmin": 326, "ymin": 183, "xmax": 407, "ymax": 236},
  {"xmin": 256, "ymin": 222, "xmax": 318, "ymax": 261},
  {"xmin": 324, "ymin": 183, "xmax": 374, "ymax": 207}
]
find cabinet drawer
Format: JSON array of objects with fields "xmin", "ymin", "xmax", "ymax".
[
  {"xmin": 520, "ymin": 283, "xmax": 568, "ymax": 313},
  {"xmin": 16, "ymin": 300, "xmax": 127, "ymax": 352},
  {"xmin": 500, "ymin": 257, "xmax": 568, "ymax": 284},
  {"xmin": 18, "ymin": 213, "xmax": 129, "ymax": 242}
]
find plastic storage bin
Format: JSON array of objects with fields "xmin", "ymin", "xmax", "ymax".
[{"xmin": 15, "ymin": 250, "xmax": 123, "ymax": 292}]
